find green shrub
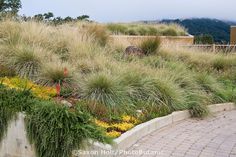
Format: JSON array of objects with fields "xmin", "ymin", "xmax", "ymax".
[
  {"xmin": 26, "ymin": 102, "xmax": 111, "ymax": 157},
  {"xmin": 0, "ymin": 84, "xmax": 35, "ymax": 141},
  {"xmin": 0, "ymin": 83, "xmax": 111, "ymax": 157},
  {"xmin": 140, "ymin": 38, "xmax": 161, "ymax": 55},
  {"xmin": 194, "ymin": 34, "xmax": 214, "ymax": 44},
  {"xmin": 0, "ymin": 104, "xmax": 14, "ymax": 142}
]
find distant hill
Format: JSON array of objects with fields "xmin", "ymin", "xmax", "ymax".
[{"xmin": 143, "ymin": 18, "xmax": 236, "ymax": 43}]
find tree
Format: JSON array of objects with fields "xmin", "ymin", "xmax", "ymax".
[
  {"xmin": 33, "ymin": 14, "xmax": 44, "ymax": 21},
  {"xmin": 64, "ymin": 16, "xmax": 73, "ymax": 22},
  {"xmin": 43, "ymin": 12, "xmax": 54, "ymax": 20},
  {"xmin": 194, "ymin": 34, "xmax": 214, "ymax": 44},
  {"xmin": 52, "ymin": 16, "xmax": 64, "ymax": 25},
  {"xmin": 0, "ymin": 0, "xmax": 21, "ymax": 14},
  {"xmin": 76, "ymin": 15, "xmax": 89, "ymax": 21}
]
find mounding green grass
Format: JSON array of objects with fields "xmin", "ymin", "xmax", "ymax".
[
  {"xmin": 79, "ymin": 73, "xmax": 129, "ymax": 110},
  {"xmin": 107, "ymin": 23, "xmax": 187, "ymax": 36},
  {"xmin": 140, "ymin": 37, "xmax": 161, "ymax": 55}
]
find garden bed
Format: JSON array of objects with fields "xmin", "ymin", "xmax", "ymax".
[
  {"xmin": 110, "ymin": 34, "xmax": 194, "ymax": 47},
  {"xmin": 0, "ymin": 103, "xmax": 235, "ymax": 157},
  {"xmin": 0, "ymin": 20, "xmax": 236, "ymax": 157}
]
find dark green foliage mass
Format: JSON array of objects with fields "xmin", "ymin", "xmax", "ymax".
[
  {"xmin": 161, "ymin": 18, "xmax": 235, "ymax": 43},
  {"xmin": 194, "ymin": 34, "xmax": 214, "ymax": 44},
  {"xmin": 0, "ymin": 84, "xmax": 110, "ymax": 157},
  {"xmin": 0, "ymin": 0, "xmax": 21, "ymax": 14},
  {"xmin": 0, "ymin": 84, "xmax": 34, "ymax": 141},
  {"xmin": 26, "ymin": 102, "xmax": 111, "ymax": 157}
]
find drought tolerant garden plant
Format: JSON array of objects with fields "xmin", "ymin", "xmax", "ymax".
[
  {"xmin": 140, "ymin": 37, "xmax": 161, "ymax": 55},
  {"xmin": 26, "ymin": 102, "xmax": 111, "ymax": 157},
  {"xmin": 0, "ymin": 19, "xmax": 235, "ymax": 157},
  {"xmin": 0, "ymin": 83, "xmax": 110, "ymax": 157},
  {"xmin": 107, "ymin": 23, "xmax": 187, "ymax": 36}
]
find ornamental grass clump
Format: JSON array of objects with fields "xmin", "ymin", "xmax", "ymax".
[
  {"xmin": 140, "ymin": 37, "xmax": 161, "ymax": 55},
  {"xmin": 195, "ymin": 73, "xmax": 228, "ymax": 103},
  {"xmin": 185, "ymin": 89, "xmax": 210, "ymax": 118},
  {"xmin": 152, "ymin": 77, "xmax": 187, "ymax": 110},
  {"xmin": 87, "ymin": 24, "xmax": 109, "ymax": 46},
  {"xmin": 0, "ymin": 44, "xmax": 43, "ymax": 79},
  {"xmin": 38, "ymin": 62, "xmax": 74, "ymax": 87},
  {"xmin": 212, "ymin": 56, "xmax": 233, "ymax": 71},
  {"xmin": 80, "ymin": 73, "xmax": 129, "ymax": 110},
  {"xmin": 107, "ymin": 23, "xmax": 187, "ymax": 36},
  {"xmin": 162, "ymin": 27, "xmax": 178, "ymax": 36},
  {"xmin": 107, "ymin": 24, "xmax": 128, "ymax": 35},
  {"xmin": 0, "ymin": 20, "xmax": 22, "ymax": 45}
]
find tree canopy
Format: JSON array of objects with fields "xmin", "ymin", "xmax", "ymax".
[{"xmin": 0, "ymin": 0, "xmax": 21, "ymax": 14}]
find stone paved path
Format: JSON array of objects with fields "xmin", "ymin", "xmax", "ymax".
[{"xmin": 125, "ymin": 110, "xmax": 236, "ymax": 157}]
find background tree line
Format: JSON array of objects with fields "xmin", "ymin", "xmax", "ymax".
[{"xmin": 0, "ymin": 0, "xmax": 91, "ymax": 24}]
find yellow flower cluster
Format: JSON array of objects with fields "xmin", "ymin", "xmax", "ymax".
[
  {"xmin": 0, "ymin": 77, "xmax": 57, "ymax": 100},
  {"xmin": 95, "ymin": 115, "xmax": 140, "ymax": 138},
  {"xmin": 106, "ymin": 131, "xmax": 121, "ymax": 138},
  {"xmin": 122, "ymin": 115, "xmax": 140, "ymax": 124},
  {"xmin": 112, "ymin": 123, "xmax": 134, "ymax": 132},
  {"xmin": 95, "ymin": 119, "xmax": 110, "ymax": 129}
]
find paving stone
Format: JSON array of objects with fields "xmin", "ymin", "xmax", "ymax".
[{"xmin": 125, "ymin": 110, "xmax": 236, "ymax": 157}]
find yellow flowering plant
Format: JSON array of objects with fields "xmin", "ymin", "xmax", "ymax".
[
  {"xmin": 122, "ymin": 115, "xmax": 140, "ymax": 124},
  {"xmin": 94, "ymin": 119, "xmax": 110, "ymax": 129},
  {"xmin": 106, "ymin": 131, "xmax": 121, "ymax": 138},
  {"xmin": 0, "ymin": 77, "xmax": 57, "ymax": 100},
  {"xmin": 95, "ymin": 115, "xmax": 140, "ymax": 138},
  {"xmin": 112, "ymin": 122, "xmax": 134, "ymax": 132}
]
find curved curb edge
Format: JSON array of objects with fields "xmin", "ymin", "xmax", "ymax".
[{"xmin": 92, "ymin": 103, "xmax": 235, "ymax": 152}]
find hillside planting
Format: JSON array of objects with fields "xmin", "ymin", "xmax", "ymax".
[{"xmin": 0, "ymin": 20, "xmax": 235, "ymax": 157}]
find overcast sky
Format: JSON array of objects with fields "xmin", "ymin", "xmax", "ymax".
[{"xmin": 19, "ymin": 0, "xmax": 236, "ymax": 22}]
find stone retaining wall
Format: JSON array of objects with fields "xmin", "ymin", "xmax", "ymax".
[{"xmin": 110, "ymin": 35, "xmax": 194, "ymax": 47}]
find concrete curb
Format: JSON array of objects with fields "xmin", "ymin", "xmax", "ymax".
[
  {"xmin": 0, "ymin": 103, "xmax": 235, "ymax": 157},
  {"xmin": 91, "ymin": 103, "xmax": 235, "ymax": 154}
]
